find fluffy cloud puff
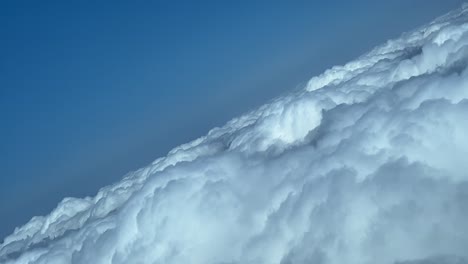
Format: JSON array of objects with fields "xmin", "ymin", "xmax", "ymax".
[{"xmin": 2, "ymin": 5, "xmax": 468, "ymax": 264}]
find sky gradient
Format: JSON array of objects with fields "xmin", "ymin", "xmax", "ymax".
[{"xmin": 0, "ymin": 0, "xmax": 464, "ymax": 240}]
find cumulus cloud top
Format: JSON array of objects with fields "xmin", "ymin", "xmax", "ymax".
[{"xmin": 2, "ymin": 5, "xmax": 468, "ymax": 264}]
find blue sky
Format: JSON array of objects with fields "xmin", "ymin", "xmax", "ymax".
[{"xmin": 0, "ymin": 0, "xmax": 464, "ymax": 240}]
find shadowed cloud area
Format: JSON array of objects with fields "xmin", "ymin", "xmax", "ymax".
[{"xmin": 2, "ymin": 1, "xmax": 468, "ymax": 264}]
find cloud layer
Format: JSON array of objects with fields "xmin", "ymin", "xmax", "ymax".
[{"xmin": 2, "ymin": 5, "xmax": 468, "ymax": 264}]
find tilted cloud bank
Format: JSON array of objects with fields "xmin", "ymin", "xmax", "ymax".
[{"xmin": 2, "ymin": 5, "xmax": 468, "ymax": 264}]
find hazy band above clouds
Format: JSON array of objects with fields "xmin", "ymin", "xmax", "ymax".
[{"xmin": 2, "ymin": 4, "xmax": 468, "ymax": 264}]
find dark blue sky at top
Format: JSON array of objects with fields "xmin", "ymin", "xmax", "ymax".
[{"xmin": 0, "ymin": 0, "xmax": 464, "ymax": 240}]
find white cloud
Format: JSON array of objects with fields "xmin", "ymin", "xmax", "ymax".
[{"xmin": 2, "ymin": 5, "xmax": 468, "ymax": 264}]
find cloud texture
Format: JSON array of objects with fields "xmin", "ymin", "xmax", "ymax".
[{"xmin": 2, "ymin": 5, "xmax": 468, "ymax": 264}]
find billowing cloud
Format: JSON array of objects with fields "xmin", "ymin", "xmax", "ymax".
[{"xmin": 2, "ymin": 5, "xmax": 468, "ymax": 264}]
